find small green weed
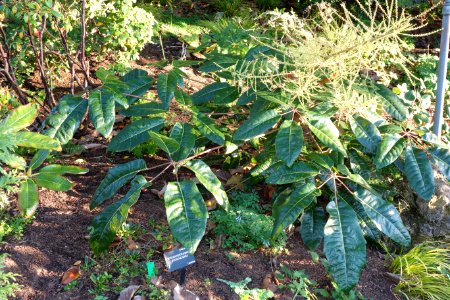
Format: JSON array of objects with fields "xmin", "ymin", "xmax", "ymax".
[
  {"xmin": 0, "ymin": 254, "xmax": 21, "ymax": 299},
  {"xmin": 278, "ymin": 264, "xmax": 317, "ymax": 300},
  {"xmin": 89, "ymin": 272, "xmax": 113, "ymax": 296},
  {"xmin": 217, "ymin": 277, "xmax": 274, "ymax": 300},
  {"xmin": 0, "ymin": 212, "xmax": 32, "ymax": 243},
  {"xmin": 211, "ymin": 191, "xmax": 287, "ymax": 252}
]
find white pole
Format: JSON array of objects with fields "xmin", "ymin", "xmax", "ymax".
[{"xmin": 433, "ymin": 0, "xmax": 450, "ymax": 137}]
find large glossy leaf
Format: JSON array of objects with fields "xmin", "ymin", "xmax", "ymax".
[
  {"xmin": 233, "ymin": 109, "xmax": 280, "ymax": 141},
  {"xmin": 307, "ymin": 153, "xmax": 334, "ymax": 170},
  {"xmin": 193, "ymin": 113, "xmax": 225, "ymax": 145},
  {"xmin": 164, "ymin": 181, "xmax": 208, "ymax": 254},
  {"xmin": 174, "ymin": 89, "xmax": 193, "ymax": 106},
  {"xmin": 121, "ymin": 69, "xmax": 153, "ymax": 105},
  {"xmin": 375, "ymin": 84, "xmax": 407, "ymax": 121},
  {"xmin": 237, "ymin": 88, "xmax": 256, "ymax": 106},
  {"xmin": 198, "ymin": 54, "xmax": 239, "ymax": 72},
  {"xmin": 90, "ymin": 175, "xmax": 147, "ymax": 255},
  {"xmin": 266, "ymin": 162, "xmax": 318, "ymax": 185},
  {"xmin": 33, "ymin": 173, "xmax": 74, "ymax": 191},
  {"xmin": 170, "ymin": 123, "xmax": 196, "ymax": 161},
  {"xmin": 148, "ymin": 132, "xmax": 180, "ymax": 158},
  {"xmin": 88, "ymin": 89, "xmax": 116, "ymax": 138},
  {"xmin": 374, "ymin": 134, "xmax": 406, "ymax": 169},
  {"xmin": 349, "ymin": 115, "xmax": 381, "ymax": 153},
  {"xmin": 13, "ymin": 132, "xmax": 61, "ymax": 151},
  {"xmin": 45, "ymin": 95, "xmax": 88, "ymax": 145},
  {"xmin": 184, "ymin": 160, "xmax": 230, "ymax": 211},
  {"xmin": 404, "ymin": 146, "xmax": 434, "ymax": 201},
  {"xmin": 275, "ymin": 120, "xmax": 303, "ymax": 167},
  {"xmin": 192, "ymin": 82, "xmax": 238, "ymax": 105},
  {"xmin": 18, "ymin": 179, "xmax": 38, "ymax": 217},
  {"xmin": 429, "ymin": 147, "xmax": 450, "ymax": 181},
  {"xmin": 107, "ymin": 117, "xmax": 165, "ymax": 152},
  {"xmin": 157, "ymin": 71, "xmax": 178, "ymax": 109},
  {"xmin": 121, "ymin": 102, "xmax": 166, "ymax": 117},
  {"xmin": 324, "ymin": 200, "xmax": 366, "ymax": 291},
  {"xmin": 0, "ymin": 104, "xmax": 37, "ymax": 134},
  {"xmin": 307, "ymin": 119, "xmax": 347, "ymax": 157},
  {"xmin": 300, "ymin": 207, "xmax": 326, "ymax": 250},
  {"xmin": 337, "ymin": 191, "xmax": 382, "ymax": 242},
  {"xmin": 38, "ymin": 165, "xmax": 88, "ymax": 175},
  {"xmin": 354, "ymin": 188, "xmax": 411, "ymax": 246},
  {"xmin": 271, "ymin": 182, "xmax": 320, "ymax": 238},
  {"xmin": 91, "ymin": 159, "xmax": 147, "ymax": 209}
]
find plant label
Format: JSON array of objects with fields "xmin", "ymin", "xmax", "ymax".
[{"xmin": 164, "ymin": 247, "xmax": 195, "ymax": 272}]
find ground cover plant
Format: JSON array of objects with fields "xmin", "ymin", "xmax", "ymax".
[{"xmin": 0, "ymin": 0, "xmax": 449, "ymax": 299}]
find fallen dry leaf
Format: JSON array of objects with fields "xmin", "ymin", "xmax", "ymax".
[
  {"xmin": 133, "ymin": 296, "xmax": 145, "ymax": 300},
  {"xmin": 117, "ymin": 285, "xmax": 140, "ymax": 300},
  {"xmin": 73, "ymin": 260, "xmax": 82, "ymax": 266},
  {"xmin": 261, "ymin": 273, "xmax": 272, "ymax": 289},
  {"xmin": 173, "ymin": 284, "xmax": 200, "ymax": 300},
  {"xmin": 151, "ymin": 276, "xmax": 164, "ymax": 288},
  {"xmin": 61, "ymin": 266, "xmax": 81, "ymax": 285},
  {"xmin": 127, "ymin": 236, "xmax": 138, "ymax": 251}
]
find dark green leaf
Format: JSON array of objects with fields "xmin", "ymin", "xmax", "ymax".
[
  {"xmin": 157, "ymin": 72, "xmax": 177, "ymax": 110},
  {"xmin": 121, "ymin": 102, "xmax": 166, "ymax": 117},
  {"xmin": 234, "ymin": 109, "xmax": 280, "ymax": 141},
  {"xmin": 184, "ymin": 160, "xmax": 230, "ymax": 211},
  {"xmin": 307, "ymin": 119, "xmax": 347, "ymax": 157},
  {"xmin": 88, "ymin": 89, "xmax": 116, "ymax": 138},
  {"xmin": 45, "ymin": 95, "xmax": 88, "ymax": 145},
  {"xmin": 404, "ymin": 146, "xmax": 434, "ymax": 201},
  {"xmin": 272, "ymin": 182, "xmax": 320, "ymax": 238},
  {"xmin": 300, "ymin": 207, "xmax": 326, "ymax": 250},
  {"xmin": 164, "ymin": 181, "xmax": 208, "ymax": 254},
  {"xmin": 107, "ymin": 118, "xmax": 165, "ymax": 152},
  {"xmin": 354, "ymin": 188, "xmax": 411, "ymax": 246},
  {"xmin": 170, "ymin": 123, "xmax": 196, "ymax": 161},
  {"xmin": 90, "ymin": 176, "xmax": 147, "ymax": 254},
  {"xmin": 198, "ymin": 54, "xmax": 239, "ymax": 72},
  {"xmin": 193, "ymin": 113, "xmax": 225, "ymax": 145},
  {"xmin": 374, "ymin": 134, "xmax": 406, "ymax": 169},
  {"xmin": 349, "ymin": 115, "xmax": 381, "ymax": 153},
  {"xmin": 237, "ymin": 88, "xmax": 256, "ymax": 106},
  {"xmin": 192, "ymin": 83, "xmax": 238, "ymax": 105},
  {"xmin": 275, "ymin": 120, "xmax": 303, "ymax": 167},
  {"xmin": 324, "ymin": 200, "xmax": 366, "ymax": 291},
  {"xmin": 90, "ymin": 159, "xmax": 147, "ymax": 209},
  {"xmin": 375, "ymin": 84, "xmax": 407, "ymax": 121},
  {"xmin": 121, "ymin": 69, "xmax": 153, "ymax": 105},
  {"xmin": 148, "ymin": 132, "xmax": 180, "ymax": 158},
  {"xmin": 267, "ymin": 162, "xmax": 318, "ymax": 185}
]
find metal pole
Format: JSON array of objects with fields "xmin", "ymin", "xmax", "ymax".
[{"xmin": 433, "ymin": 0, "xmax": 450, "ymax": 137}]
